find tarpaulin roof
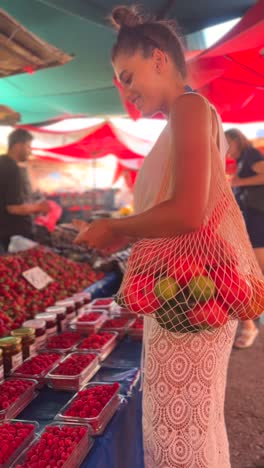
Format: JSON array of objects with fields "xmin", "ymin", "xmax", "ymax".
[
  {"xmin": 0, "ymin": 0, "xmax": 256, "ymax": 123},
  {"xmin": 27, "ymin": 121, "xmax": 151, "ymax": 162},
  {"xmin": 188, "ymin": 0, "xmax": 264, "ymax": 122}
]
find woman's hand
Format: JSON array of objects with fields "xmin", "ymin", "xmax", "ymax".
[
  {"xmin": 230, "ymin": 175, "xmax": 244, "ymax": 187},
  {"xmin": 74, "ymin": 218, "xmax": 119, "ymax": 250}
]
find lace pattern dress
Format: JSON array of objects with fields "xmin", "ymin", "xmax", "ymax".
[{"xmin": 133, "ymin": 103, "xmax": 237, "ymax": 468}]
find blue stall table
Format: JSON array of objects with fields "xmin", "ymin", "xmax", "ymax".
[{"xmin": 19, "ymin": 337, "xmax": 144, "ymax": 468}]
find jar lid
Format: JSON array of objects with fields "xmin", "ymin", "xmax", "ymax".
[
  {"xmin": 0, "ymin": 337, "xmax": 22, "ymax": 347},
  {"xmin": 73, "ymin": 293, "xmax": 91, "ymax": 300},
  {"xmin": 46, "ymin": 306, "xmax": 66, "ymax": 314},
  {"xmin": 35, "ymin": 313, "xmax": 56, "ymax": 321},
  {"xmin": 23, "ymin": 319, "xmax": 46, "ymax": 329},
  {"xmin": 11, "ymin": 327, "xmax": 35, "ymax": 338},
  {"xmin": 56, "ymin": 299, "xmax": 75, "ymax": 307}
]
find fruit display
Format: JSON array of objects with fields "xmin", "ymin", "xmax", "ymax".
[
  {"xmin": 0, "ymin": 246, "xmax": 103, "ymax": 336},
  {"xmin": 15, "ymin": 423, "xmax": 93, "ymax": 468},
  {"xmin": 13, "ymin": 353, "xmax": 61, "ymax": 387},
  {"xmin": 0, "ymin": 379, "xmax": 37, "ymax": 420},
  {"xmin": 128, "ymin": 317, "xmax": 144, "ymax": 341},
  {"xmin": 57, "ymin": 382, "xmax": 120, "ymax": 435},
  {"xmin": 71, "ymin": 311, "xmax": 106, "ymax": 335},
  {"xmin": 46, "ymin": 332, "xmax": 82, "ymax": 352},
  {"xmin": 89, "ymin": 298, "xmax": 114, "ymax": 310},
  {"xmin": 46, "ymin": 352, "xmax": 100, "ymax": 391},
  {"xmin": 77, "ymin": 332, "xmax": 117, "ymax": 361},
  {"xmin": 49, "ymin": 353, "xmax": 97, "ymax": 376},
  {"xmin": 0, "ymin": 420, "xmax": 37, "ymax": 467},
  {"xmin": 102, "ymin": 317, "xmax": 133, "ymax": 339}
]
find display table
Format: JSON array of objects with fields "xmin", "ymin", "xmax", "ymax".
[{"xmin": 19, "ymin": 337, "xmax": 144, "ymax": 468}]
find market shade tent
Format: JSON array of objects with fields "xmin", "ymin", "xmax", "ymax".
[
  {"xmin": 18, "ymin": 120, "xmax": 148, "ymax": 185},
  {"xmin": 188, "ymin": 0, "xmax": 264, "ymax": 123},
  {"xmin": 0, "ymin": 0, "xmax": 256, "ymax": 124}
]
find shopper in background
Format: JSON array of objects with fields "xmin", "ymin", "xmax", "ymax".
[
  {"xmin": 226, "ymin": 128, "xmax": 264, "ymax": 348},
  {"xmin": 0, "ymin": 129, "xmax": 50, "ymax": 252}
]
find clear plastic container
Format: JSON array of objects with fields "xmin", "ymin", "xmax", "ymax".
[
  {"xmin": 11, "ymin": 352, "xmax": 61, "ymax": 389},
  {"xmin": 101, "ymin": 317, "xmax": 135, "ymax": 340},
  {"xmin": 70, "ymin": 310, "xmax": 106, "ymax": 335},
  {"xmin": 46, "ymin": 352, "xmax": 100, "ymax": 391},
  {"xmin": 0, "ymin": 378, "xmax": 37, "ymax": 421},
  {"xmin": 56, "ymin": 299, "xmax": 76, "ymax": 321},
  {"xmin": 76, "ymin": 332, "xmax": 118, "ymax": 361},
  {"xmin": 13, "ymin": 422, "xmax": 93, "ymax": 468},
  {"xmin": 0, "ymin": 419, "xmax": 38, "ymax": 468},
  {"xmin": 46, "ymin": 332, "xmax": 82, "ymax": 353},
  {"xmin": 23, "ymin": 319, "xmax": 46, "ymax": 351},
  {"xmin": 56, "ymin": 382, "xmax": 121, "ymax": 435},
  {"xmin": 88, "ymin": 297, "xmax": 115, "ymax": 311},
  {"xmin": 109, "ymin": 307, "xmax": 137, "ymax": 320},
  {"xmin": 46, "ymin": 306, "xmax": 67, "ymax": 332},
  {"xmin": 128, "ymin": 317, "xmax": 144, "ymax": 341}
]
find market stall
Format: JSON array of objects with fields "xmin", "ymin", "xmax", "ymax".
[{"xmin": 0, "ymin": 241, "xmax": 145, "ymax": 467}]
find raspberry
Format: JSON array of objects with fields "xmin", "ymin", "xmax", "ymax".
[
  {"xmin": 47, "ymin": 332, "xmax": 81, "ymax": 350},
  {"xmin": 78, "ymin": 332, "xmax": 114, "ymax": 350},
  {"xmin": 14, "ymin": 353, "xmax": 60, "ymax": 376},
  {"xmin": 0, "ymin": 379, "xmax": 35, "ymax": 411},
  {"xmin": 51, "ymin": 352, "xmax": 96, "ymax": 376},
  {"xmin": 0, "ymin": 422, "xmax": 34, "ymax": 464}
]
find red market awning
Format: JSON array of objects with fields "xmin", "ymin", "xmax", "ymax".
[
  {"xmin": 188, "ymin": 0, "xmax": 264, "ymax": 122},
  {"xmin": 30, "ymin": 121, "xmax": 151, "ymax": 162}
]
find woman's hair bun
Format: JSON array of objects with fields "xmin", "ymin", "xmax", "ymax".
[{"xmin": 110, "ymin": 5, "xmax": 143, "ymax": 30}]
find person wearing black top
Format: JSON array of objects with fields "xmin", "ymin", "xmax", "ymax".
[
  {"xmin": 225, "ymin": 128, "xmax": 264, "ymax": 348},
  {"xmin": 0, "ymin": 129, "xmax": 50, "ymax": 253}
]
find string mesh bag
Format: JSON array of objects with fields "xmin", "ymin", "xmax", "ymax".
[{"xmin": 116, "ymin": 98, "xmax": 264, "ymax": 334}]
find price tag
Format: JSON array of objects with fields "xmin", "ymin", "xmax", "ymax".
[{"xmin": 22, "ymin": 267, "xmax": 53, "ymax": 290}]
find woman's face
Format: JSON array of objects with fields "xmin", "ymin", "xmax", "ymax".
[
  {"xmin": 113, "ymin": 50, "xmax": 168, "ymax": 117},
  {"xmin": 226, "ymin": 136, "xmax": 241, "ymax": 160}
]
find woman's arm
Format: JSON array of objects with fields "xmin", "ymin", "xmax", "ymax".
[
  {"xmin": 231, "ymin": 160, "xmax": 264, "ymax": 187},
  {"xmin": 75, "ymin": 94, "xmax": 211, "ymax": 248}
]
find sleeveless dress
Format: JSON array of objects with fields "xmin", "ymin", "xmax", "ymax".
[{"xmin": 133, "ymin": 98, "xmax": 237, "ymax": 468}]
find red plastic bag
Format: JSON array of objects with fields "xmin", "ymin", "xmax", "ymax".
[{"xmin": 35, "ymin": 201, "xmax": 62, "ymax": 232}]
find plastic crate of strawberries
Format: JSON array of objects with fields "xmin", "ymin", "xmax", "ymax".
[
  {"xmin": 0, "ymin": 378, "xmax": 37, "ymax": 421},
  {"xmin": 70, "ymin": 311, "xmax": 107, "ymax": 335},
  {"xmin": 11, "ymin": 352, "xmax": 61, "ymax": 388},
  {"xmin": 0, "ymin": 420, "xmax": 38, "ymax": 468},
  {"xmin": 87, "ymin": 298, "xmax": 115, "ymax": 312},
  {"xmin": 76, "ymin": 332, "xmax": 118, "ymax": 361},
  {"xmin": 101, "ymin": 317, "xmax": 134, "ymax": 339},
  {"xmin": 46, "ymin": 352, "xmax": 100, "ymax": 391},
  {"xmin": 56, "ymin": 382, "xmax": 120, "ymax": 435},
  {"xmin": 128, "ymin": 317, "xmax": 144, "ymax": 341},
  {"xmin": 14, "ymin": 423, "xmax": 93, "ymax": 468},
  {"xmin": 46, "ymin": 332, "xmax": 82, "ymax": 353}
]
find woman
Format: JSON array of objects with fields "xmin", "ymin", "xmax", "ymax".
[
  {"xmin": 75, "ymin": 6, "xmax": 238, "ymax": 467},
  {"xmin": 225, "ymin": 128, "xmax": 264, "ymax": 348}
]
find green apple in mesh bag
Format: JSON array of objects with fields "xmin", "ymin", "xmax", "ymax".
[
  {"xmin": 154, "ymin": 277, "xmax": 179, "ymax": 301},
  {"xmin": 155, "ymin": 302, "xmax": 200, "ymax": 333},
  {"xmin": 188, "ymin": 275, "xmax": 215, "ymax": 303}
]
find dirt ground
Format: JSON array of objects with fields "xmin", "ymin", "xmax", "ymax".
[{"xmin": 226, "ymin": 324, "xmax": 264, "ymax": 468}]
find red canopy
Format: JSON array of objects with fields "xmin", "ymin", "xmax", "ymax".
[
  {"xmin": 32, "ymin": 121, "xmax": 151, "ymax": 162},
  {"xmin": 188, "ymin": 0, "xmax": 264, "ymax": 122}
]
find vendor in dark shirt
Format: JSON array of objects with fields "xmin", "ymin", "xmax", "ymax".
[
  {"xmin": 225, "ymin": 128, "xmax": 264, "ymax": 349},
  {"xmin": 0, "ymin": 129, "xmax": 50, "ymax": 252}
]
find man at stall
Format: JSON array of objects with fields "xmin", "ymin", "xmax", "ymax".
[{"xmin": 0, "ymin": 128, "xmax": 50, "ymax": 252}]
